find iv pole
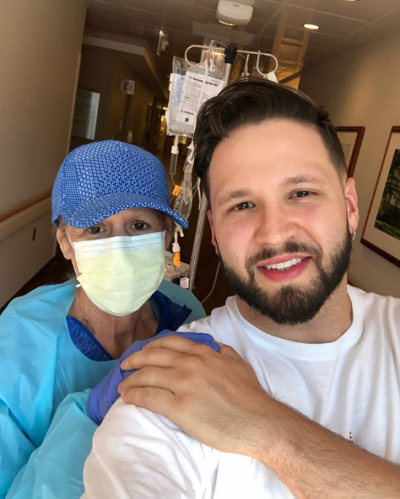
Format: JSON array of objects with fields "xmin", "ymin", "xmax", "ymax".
[
  {"xmin": 185, "ymin": 44, "xmax": 278, "ymax": 291},
  {"xmin": 188, "ymin": 44, "xmax": 237, "ymax": 291}
]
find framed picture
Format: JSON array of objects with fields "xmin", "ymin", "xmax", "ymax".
[
  {"xmin": 336, "ymin": 126, "xmax": 365, "ymax": 177},
  {"xmin": 361, "ymin": 127, "xmax": 400, "ymax": 268}
]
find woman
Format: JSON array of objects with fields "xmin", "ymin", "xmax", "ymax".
[{"xmin": 0, "ymin": 140, "xmax": 205, "ymax": 498}]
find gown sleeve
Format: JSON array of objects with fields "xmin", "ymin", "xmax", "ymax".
[{"xmin": 6, "ymin": 392, "xmax": 96, "ymax": 499}]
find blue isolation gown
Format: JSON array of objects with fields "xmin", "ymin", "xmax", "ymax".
[{"xmin": 0, "ymin": 280, "xmax": 205, "ymax": 499}]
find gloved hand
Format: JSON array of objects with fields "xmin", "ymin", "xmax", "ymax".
[{"xmin": 88, "ymin": 329, "xmax": 219, "ymax": 425}]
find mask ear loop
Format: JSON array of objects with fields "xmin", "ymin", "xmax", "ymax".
[{"xmin": 65, "ymin": 227, "xmax": 73, "ymax": 246}]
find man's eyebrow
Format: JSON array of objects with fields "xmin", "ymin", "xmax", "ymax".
[
  {"xmin": 281, "ymin": 174, "xmax": 327, "ymax": 187},
  {"xmin": 217, "ymin": 189, "xmax": 252, "ymax": 208},
  {"xmin": 217, "ymin": 175, "xmax": 328, "ymax": 207}
]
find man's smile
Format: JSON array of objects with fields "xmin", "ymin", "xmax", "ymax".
[
  {"xmin": 263, "ymin": 257, "xmax": 305, "ymax": 271},
  {"xmin": 257, "ymin": 257, "xmax": 312, "ymax": 283}
]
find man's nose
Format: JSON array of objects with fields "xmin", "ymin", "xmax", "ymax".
[{"xmin": 253, "ymin": 204, "xmax": 299, "ymax": 248}]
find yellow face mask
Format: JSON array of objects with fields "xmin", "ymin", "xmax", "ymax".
[{"xmin": 70, "ymin": 231, "xmax": 166, "ymax": 316}]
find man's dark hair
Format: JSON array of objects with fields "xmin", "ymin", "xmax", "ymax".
[{"xmin": 194, "ymin": 77, "xmax": 347, "ymax": 199}]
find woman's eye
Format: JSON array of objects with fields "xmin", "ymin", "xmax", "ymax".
[
  {"xmin": 234, "ymin": 202, "xmax": 254, "ymax": 211},
  {"xmin": 133, "ymin": 221, "xmax": 149, "ymax": 231},
  {"xmin": 87, "ymin": 226, "xmax": 103, "ymax": 235}
]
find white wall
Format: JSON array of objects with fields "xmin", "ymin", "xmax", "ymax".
[
  {"xmin": 300, "ymin": 30, "xmax": 400, "ymax": 298},
  {"xmin": 0, "ymin": 0, "xmax": 87, "ymax": 307}
]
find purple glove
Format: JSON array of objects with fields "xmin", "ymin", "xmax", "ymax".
[{"xmin": 88, "ymin": 329, "xmax": 219, "ymax": 425}]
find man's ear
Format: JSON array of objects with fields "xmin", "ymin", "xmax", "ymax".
[
  {"xmin": 344, "ymin": 177, "xmax": 359, "ymax": 235},
  {"xmin": 207, "ymin": 209, "xmax": 219, "ymax": 255}
]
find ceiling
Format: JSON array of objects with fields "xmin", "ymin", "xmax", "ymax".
[{"xmin": 83, "ymin": 0, "xmax": 400, "ymax": 94}]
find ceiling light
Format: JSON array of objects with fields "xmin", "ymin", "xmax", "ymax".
[
  {"xmin": 218, "ymin": 19, "xmax": 235, "ymax": 26},
  {"xmin": 344, "ymin": 0, "xmax": 360, "ymax": 2},
  {"xmin": 216, "ymin": 0, "xmax": 254, "ymax": 27},
  {"xmin": 303, "ymin": 23, "xmax": 320, "ymax": 30}
]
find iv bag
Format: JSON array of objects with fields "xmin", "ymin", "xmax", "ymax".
[
  {"xmin": 175, "ymin": 59, "xmax": 224, "ymax": 134},
  {"xmin": 167, "ymin": 57, "xmax": 224, "ymax": 138},
  {"xmin": 166, "ymin": 57, "xmax": 190, "ymax": 137}
]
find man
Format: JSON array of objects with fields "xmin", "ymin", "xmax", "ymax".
[{"xmin": 82, "ymin": 79, "xmax": 400, "ymax": 499}]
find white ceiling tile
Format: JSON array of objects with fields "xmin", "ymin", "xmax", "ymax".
[
  {"xmin": 118, "ymin": 0, "xmax": 156, "ymax": 9},
  {"xmin": 279, "ymin": 5, "xmax": 368, "ymax": 37},
  {"xmin": 272, "ymin": 24, "xmax": 339, "ymax": 49},
  {"xmin": 85, "ymin": 21, "xmax": 136, "ymax": 38},
  {"xmin": 164, "ymin": 1, "xmax": 195, "ymax": 18},
  {"xmin": 252, "ymin": 23, "xmax": 338, "ymax": 51},
  {"xmin": 167, "ymin": 38, "xmax": 200, "ymax": 50},
  {"xmin": 306, "ymin": 46, "xmax": 340, "ymax": 58},
  {"xmin": 249, "ymin": 36, "xmax": 274, "ymax": 52},
  {"xmin": 244, "ymin": 18, "xmax": 268, "ymax": 33},
  {"xmin": 345, "ymin": 23, "xmax": 396, "ymax": 42},
  {"xmin": 306, "ymin": 32, "xmax": 341, "ymax": 50},
  {"xmin": 253, "ymin": 0, "xmax": 286, "ymax": 21},
  {"xmin": 86, "ymin": 12, "xmax": 133, "ymax": 30},
  {"xmin": 192, "ymin": 21, "xmax": 256, "ymax": 44},
  {"xmin": 301, "ymin": 57, "xmax": 323, "ymax": 70},
  {"xmin": 375, "ymin": 7, "xmax": 400, "ymax": 28},
  {"xmin": 84, "ymin": 0, "xmax": 400, "ymax": 83},
  {"xmin": 119, "ymin": 0, "xmax": 189, "ymax": 11},
  {"xmin": 252, "ymin": 22, "xmax": 280, "ymax": 39},
  {"xmin": 194, "ymin": 0, "xmax": 218, "ymax": 8},
  {"xmin": 168, "ymin": 31, "xmax": 205, "ymax": 44},
  {"xmin": 172, "ymin": 0, "xmax": 196, "ymax": 5},
  {"xmin": 193, "ymin": 6, "xmax": 217, "ymax": 23},
  {"xmin": 284, "ymin": 0, "xmax": 400, "ymax": 23},
  {"xmin": 280, "ymin": 25, "xmax": 312, "ymax": 42},
  {"xmin": 87, "ymin": 0, "xmax": 129, "ymax": 18},
  {"xmin": 124, "ymin": 8, "xmax": 163, "ymax": 26},
  {"xmin": 323, "ymin": 38, "xmax": 365, "ymax": 53},
  {"xmin": 160, "ymin": 17, "xmax": 193, "ymax": 33}
]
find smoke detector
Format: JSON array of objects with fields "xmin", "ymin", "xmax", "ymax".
[{"xmin": 216, "ymin": 0, "xmax": 254, "ymax": 26}]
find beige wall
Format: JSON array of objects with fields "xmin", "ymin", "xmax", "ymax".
[
  {"xmin": 300, "ymin": 30, "xmax": 400, "ymax": 298},
  {"xmin": 0, "ymin": 0, "xmax": 87, "ymax": 307}
]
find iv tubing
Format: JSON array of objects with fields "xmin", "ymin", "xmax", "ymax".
[
  {"xmin": 201, "ymin": 261, "xmax": 221, "ymax": 304},
  {"xmin": 170, "ymin": 135, "xmax": 179, "ymax": 180}
]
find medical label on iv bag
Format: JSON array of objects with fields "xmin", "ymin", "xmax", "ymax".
[
  {"xmin": 170, "ymin": 73, "xmax": 186, "ymax": 107},
  {"xmin": 176, "ymin": 72, "xmax": 224, "ymax": 126}
]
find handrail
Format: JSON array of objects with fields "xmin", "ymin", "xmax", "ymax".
[{"xmin": 0, "ymin": 192, "xmax": 51, "ymax": 223}]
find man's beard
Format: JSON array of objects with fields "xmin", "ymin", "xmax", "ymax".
[{"xmin": 220, "ymin": 226, "xmax": 352, "ymax": 326}]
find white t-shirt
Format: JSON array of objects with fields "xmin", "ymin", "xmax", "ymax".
[{"xmin": 82, "ymin": 286, "xmax": 400, "ymax": 499}]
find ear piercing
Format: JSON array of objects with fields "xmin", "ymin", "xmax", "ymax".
[{"xmin": 351, "ymin": 230, "xmax": 357, "ymax": 242}]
